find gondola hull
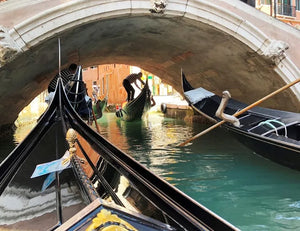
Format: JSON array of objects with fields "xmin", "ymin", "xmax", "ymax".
[
  {"xmin": 116, "ymin": 80, "xmax": 151, "ymax": 121},
  {"xmin": 182, "ymin": 71, "xmax": 300, "ymax": 171},
  {"xmin": 93, "ymin": 97, "xmax": 107, "ymax": 119},
  {"xmin": 227, "ymin": 124, "xmax": 300, "ymax": 169}
]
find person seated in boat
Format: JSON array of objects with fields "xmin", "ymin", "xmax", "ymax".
[
  {"xmin": 122, "ymin": 72, "xmax": 145, "ymax": 101},
  {"xmin": 45, "ymin": 63, "xmax": 78, "ymax": 104}
]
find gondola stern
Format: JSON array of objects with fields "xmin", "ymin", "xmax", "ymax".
[{"xmin": 181, "ymin": 69, "xmax": 194, "ymax": 93}]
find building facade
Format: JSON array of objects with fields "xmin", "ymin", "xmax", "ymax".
[
  {"xmin": 82, "ymin": 64, "xmax": 176, "ymax": 106},
  {"xmin": 242, "ymin": 0, "xmax": 300, "ymax": 28},
  {"xmin": 83, "ymin": 64, "xmax": 130, "ymax": 105}
]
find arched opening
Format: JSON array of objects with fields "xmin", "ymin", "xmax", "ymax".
[
  {"xmin": 1, "ymin": 0, "xmax": 299, "ymax": 134},
  {"xmin": 14, "ymin": 63, "xmax": 188, "ymax": 142}
]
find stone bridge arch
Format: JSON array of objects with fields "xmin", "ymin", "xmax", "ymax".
[{"xmin": 0, "ymin": 0, "xmax": 299, "ymax": 130}]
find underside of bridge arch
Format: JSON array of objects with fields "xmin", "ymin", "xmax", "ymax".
[{"xmin": 0, "ymin": 14, "xmax": 299, "ymax": 131}]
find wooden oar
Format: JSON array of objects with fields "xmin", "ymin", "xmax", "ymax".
[
  {"xmin": 178, "ymin": 77, "xmax": 300, "ymax": 147},
  {"xmin": 92, "ymin": 108, "xmax": 101, "ymax": 133}
]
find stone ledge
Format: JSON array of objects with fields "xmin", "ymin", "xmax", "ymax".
[
  {"xmin": 165, "ymin": 104, "xmax": 190, "ymax": 110},
  {"xmin": 163, "ymin": 103, "xmax": 212, "ymax": 124}
]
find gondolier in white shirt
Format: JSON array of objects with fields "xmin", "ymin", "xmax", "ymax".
[{"xmin": 122, "ymin": 72, "xmax": 145, "ymax": 101}]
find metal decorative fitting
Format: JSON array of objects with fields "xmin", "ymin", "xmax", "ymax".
[
  {"xmin": 263, "ymin": 40, "xmax": 289, "ymax": 65},
  {"xmin": 66, "ymin": 128, "xmax": 77, "ymax": 156},
  {"xmin": 0, "ymin": 26, "xmax": 20, "ymax": 67}
]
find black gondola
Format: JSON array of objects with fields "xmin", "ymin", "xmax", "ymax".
[
  {"xmin": 0, "ymin": 68, "xmax": 238, "ymax": 230},
  {"xmin": 93, "ymin": 96, "xmax": 108, "ymax": 119},
  {"xmin": 181, "ymin": 71, "xmax": 300, "ymax": 171},
  {"xmin": 65, "ymin": 65, "xmax": 93, "ymax": 122},
  {"xmin": 116, "ymin": 80, "xmax": 151, "ymax": 122}
]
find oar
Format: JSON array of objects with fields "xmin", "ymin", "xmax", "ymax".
[
  {"xmin": 92, "ymin": 108, "xmax": 101, "ymax": 133},
  {"xmin": 178, "ymin": 77, "xmax": 300, "ymax": 147}
]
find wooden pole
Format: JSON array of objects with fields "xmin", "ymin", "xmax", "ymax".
[
  {"xmin": 92, "ymin": 108, "xmax": 101, "ymax": 133},
  {"xmin": 178, "ymin": 78, "xmax": 300, "ymax": 147},
  {"xmin": 270, "ymin": 0, "xmax": 273, "ymax": 16}
]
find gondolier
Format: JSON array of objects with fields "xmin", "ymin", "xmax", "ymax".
[
  {"xmin": 46, "ymin": 63, "xmax": 78, "ymax": 104},
  {"xmin": 123, "ymin": 72, "xmax": 145, "ymax": 101},
  {"xmin": 116, "ymin": 78, "xmax": 152, "ymax": 121},
  {"xmin": 48, "ymin": 63, "xmax": 77, "ymax": 93}
]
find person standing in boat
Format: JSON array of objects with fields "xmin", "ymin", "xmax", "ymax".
[
  {"xmin": 122, "ymin": 72, "xmax": 145, "ymax": 101},
  {"xmin": 150, "ymin": 95, "xmax": 156, "ymax": 107},
  {"xmin": 92, "ymin": 81, "xmax": 100, "ymax": 103}
]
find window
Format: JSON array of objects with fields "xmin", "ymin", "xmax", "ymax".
[
  {"xmin": 297, "ymin": 0, "xmax": 300, "ymax": 10},
  {"xmin": 240, "ymin": 0, "xmax": 255, "ymax": 7},
  {"xmin": 276, "ymin": 0, "xmax": 295, "ymax": 16}
]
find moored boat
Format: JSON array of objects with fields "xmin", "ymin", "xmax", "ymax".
[
  {"xmin": 116, "ymin": 79, "xmax": 151, "ymax": 122},
  {"xmin": 181, "ymin": 71, "xmax": 300, "ymax": 171},
  {"xmin": 93, "ymin": 97, "xmax": 108, "ymax": 120},
  {"xmin": 0, "ymin": 70, "xmax": 239, "ymax": 230}
]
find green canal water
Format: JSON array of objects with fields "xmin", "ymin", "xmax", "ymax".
[{"xmin": 1, "ymin": 112, "xmax": 300, "ymax": 231}]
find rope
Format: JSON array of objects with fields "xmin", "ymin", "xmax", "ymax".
[{"xmin": 259, "ymin": 119, "xmax": 287, "ymax": 137}]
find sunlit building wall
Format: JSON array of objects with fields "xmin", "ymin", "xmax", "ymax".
[
  {"xmin": 83, "ymin": 64, "xmax": 177, "ymax": 105},
  {"xmin": 83, "ymin": 64, "xmax": 131, "ymax": 105},
  {"xmin": 245, "ymin": 0, "xmax": 300, "ymax": 28}
]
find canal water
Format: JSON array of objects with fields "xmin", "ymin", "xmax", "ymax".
[{"xmin": 1, "ymin": 112, "xmax": 300, "ymax": 231}]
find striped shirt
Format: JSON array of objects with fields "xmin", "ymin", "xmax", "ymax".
[{"xmin": 48, "ymin": 69, "xmax": 74, "ymax": 92}]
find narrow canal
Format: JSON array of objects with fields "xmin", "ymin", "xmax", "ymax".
[{"xmin": 1, "ymin": 112, "xmax": 300, "ymax": 231}]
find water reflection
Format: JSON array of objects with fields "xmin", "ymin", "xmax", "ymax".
[
  {"xmin": 1, "ymin": 112, "xmax": 300, "ymax": 231},
  {"xmin": 0, "ymin": 122, "xmax": 86, "ymax": 230},
  {"xmin": 113, "ymin": 114, "xmax": 195, "ymax": 178},
  {"xmin": 96, "ymin": 113, "xmax": 300, "ymax": 231},
  {"xmin": 0, "ymin": 183, "xmax": 82, "ymax": 226},
  {"xmin": 14, "ymin": 122, "xmax": 37, "ymax": 144}
]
